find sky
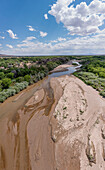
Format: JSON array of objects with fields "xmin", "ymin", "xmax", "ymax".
[{"xmin": 0, "ymin": 0, "xmax": 105, "ymax": 55}]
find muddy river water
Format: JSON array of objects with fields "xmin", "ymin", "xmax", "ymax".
[{"xmin": 0, "ymin": 64, "xmax": 80, "ymax": 170}]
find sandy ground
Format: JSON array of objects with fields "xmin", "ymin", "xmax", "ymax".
[
  {"xmin": 0, "ymin": 74, "xmax": 105, "ymax": 170},
  {"xmin": 50, "ymin": 64, "xmax": 73, "ymax": 73},
  {"xmin": 50, "ymin": 75, "xmax": 105, "ymax": 170},
  {"xmin": 54, "ymin": 64, "xmax": 73, "ymax": 69}
]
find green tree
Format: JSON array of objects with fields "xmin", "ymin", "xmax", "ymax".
[
  {"xmin": 16, "ymin": 77, "xmax": 24, "ymax": 82},
  {"xmin": 0, "ymin": 80, "xmax": 2, "ymax": 87},
  {"xmin": 47, "ymin": 61, "xmax": 58, "ymax": 71},
  {"xmin": 24, "ymin": 75, "xmax": 31, "ymax": 82},
  {"xmin": 2, "ymin": 78, "xmax": 12, "ymax": 89},
  {"xmin": 0, "ymin": 80, "xmax": 2, "ymax": 91},
  {"xmin": 0, "ymin": 72, "xmax": 5, "ymax": 79},
  {"xmin": 7, "ymin": 73, "xmax": 14, "ymax": 79}
]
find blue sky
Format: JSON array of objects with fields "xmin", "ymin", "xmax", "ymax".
[{"xmin": 0, "ymin": 0, "xmax": 105, "ymax": 55}]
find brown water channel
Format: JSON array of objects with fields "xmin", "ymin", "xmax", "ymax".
[
  {"xmin": 0, "ymin": 66, "xmax": 77, "ymax": 118},
  {"xmin": 0, "ymin": 65, "xmax": 78, "ymax": 170}
]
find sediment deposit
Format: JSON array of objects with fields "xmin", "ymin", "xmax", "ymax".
[{"xmin": 0, "ymin": 74, "xmax": 105, "ymax": 170}]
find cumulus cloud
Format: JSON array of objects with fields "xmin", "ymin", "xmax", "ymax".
[
  {"xmin": 3, "ymin": 29, "xmax": 105, "ymax": 55},
  {"xmin": 7, "ymin": 30, "xmax": 18, "ymax": 39},
  {"xmin": 0, "ymin": 36, "xmax": 5, "ymax": 39},
  {"xmin": 6, "ymin": 44, "xmax": 13, "ymax": 49},
  {"xmin": 48, "ymin": 0, "xmax": 105, "ymax": 35},
  {"xmin": 58, "ymin": 37, "xmax": 66, "ymax": 41},
  {"xmin": 50, "ymin": 40, "xmax": 58, "ymax": 43},
  {"xmin": 44, "ymin": 14, "xmax": 48, "ymax": 19},
  {"xmin": 17, "ymin": 36, "xmax": 36, "ymax": 48},
  {"xmin": 40, "ymin": 31, "xmax": 48, "ymax": 37},
  {"xmin": 50, "ymin": 37, "xmax": 66, "ymax": 43},
  {"xmin": 17, "ymin": 42, "xmax": 35, "ymax": 48},
  {"xmin": 27, "ymin": 25, "xmax": 36, "ymax": 31},
  {"xmin": 22, "ymin": 36, "xmax": 36, "ymax": 43}
]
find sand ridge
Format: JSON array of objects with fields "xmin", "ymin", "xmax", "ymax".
[{"xmin": 50, "ymin": 75, "xmax": 105, "ymax": 170}]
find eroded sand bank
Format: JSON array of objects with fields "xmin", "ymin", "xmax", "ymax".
[
  {"xmin": 0, "ymin": 75, "xmax": 105, "ymax": 170},
  {"xmin": 50, "ymin": 75, "xmax": 105, "ymax": 170}
]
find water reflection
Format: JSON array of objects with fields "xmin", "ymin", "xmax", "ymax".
[
  {"xmin": 49, "ymin": 62, "xmax": 81, "ymax": 78},
  {"xmin": 49, "ymin": 67, "xmax": 76, "ymax": 78}
]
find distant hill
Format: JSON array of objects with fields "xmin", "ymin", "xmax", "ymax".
[{"xmin": 0, "ymin": 54, "xmax": 16, "ymax": 58}]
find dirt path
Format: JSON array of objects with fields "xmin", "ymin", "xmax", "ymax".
[{"xmin": 0, "ymin": 74, "xmax": 105, "ymax": 170}]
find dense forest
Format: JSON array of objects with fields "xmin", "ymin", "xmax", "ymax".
[
  {"xmin": 74, "ymin": 56, "xmax": 105, "ymax": 97},
  {"xmin": 0, "ymin": 56, "xmax": 71, "ymax": 102},
  {"xmin": 0, "ymin": 55, "xmax": 105, "ymax": 103}
]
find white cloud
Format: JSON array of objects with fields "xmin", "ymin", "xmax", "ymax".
[
  {"xmin": 0, "ymin": 36, "xmax": 5, "ymax": 39},
  {"xmin": 27, "ymin": 25, "xmax": 36, "ymax": 31},
  {"xmin": 44, "ymin": 14, "xmax": 48, "ymax": 20},
  {"xmin": 40, "ymin": 31, "xmax": 48, "ymax": 37},
  {"xmin": 6, "ymin": 44, "xmax": 13, "ymax": 49},
  {"xmin": 50, "ymin": 37, "xmax": 66, "ymax": 43},
  {"xmin": 58, "ymin": 37, "xmax": 66, "ymax": 41},
  {"xmin": 22, "ymin": 36, "xmax": 36, "ymax": 43},
  {"xmin": 2, "ymin": 28, "xmax": 105, "ymax": 55},
  {"xmin": 17, "ymin": 36, "xmax": 36, "ymax": 48},
  {"xmin": 17, "ymin": 42, "xmax": 35, "ymax": 48},
  {"xmin": 50, "ymin": 40, "xmax": 58, "ymax": 43},
  {"xmin": 7, "ymin": 30, "xmax": 18, "ymax": 39},
  {"xmin": 48, "ymin": 0, "xmax": 105, "ymax": 35}
]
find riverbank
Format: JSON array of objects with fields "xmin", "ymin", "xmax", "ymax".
[
  {"xmin": 49, "ymin": 64, "xmax": 73, "ymax": 73},
  {"xmin": 50, "ymin": 75, "xmax": 105, "ymax": 170},
  {"xmin": 0, "ymin": 65, "xmax": 105, "ymax": 170}
]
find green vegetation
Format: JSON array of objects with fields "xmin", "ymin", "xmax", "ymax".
[
  {"xmin": 24, "ymin": 75, "xmax": 31, "ymax": 82},
  {"xmin": 0, "ymin": 72, "xmax": 5, "ymax": 79},
  {"xmin": 2, "ymin": 78, "xmax": 12, "ymax": 89},
  {"xmin": 74, "ymin": 56, "xmax": 105, "ymax": 98},
  {"xmin": 63, "ymin": 106, "xmax": 67, "ymax": 110},
  {"xmin": 0, "ymin": 56, "xmax": 71, "ymax": 102},
  {"xmin": 80, "ymin": 109, "xmax": 84, "ymax": 115},
  {"xmin": 0, "ymin": 81, "xmax": 28, "ymax": 103},
  {"xmin": 0, "ymin": 55, "xmax": 105, "ymax": 103}
]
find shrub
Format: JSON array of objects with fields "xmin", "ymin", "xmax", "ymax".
[
  {"xmin": 47, "ymin": 61, "xmax": 58, "ymax": 71},
  {"xmin": 10, "ymin": 86, "xmax": 20, "ymax": 93},
  {"xmin": 100, "ymin": 91, "xmax": 105, "ymax": 97},
  {"xmin": 0, "ymin": 72, "xmax": 5, "ymax": 79},
  {"xmin": 2, "ymin": 78, "xmax": 12, "ymax": 89},
  {"xmin": 7, "ymin": 73, "xmax": 14, "ymax": 79},
  {"xmin": 24, "ymin": 75, "xmax": 31, "ymax": 82},
  {"xmin": 16, "ymin": 77, "xmax": 24, "ymax": 83},
  {"xmin": 0, "ymin": 89, "xmax": 16, "ymax": 100},
  {"xmin": 0, "ymin": 96, "xmax": 6, "ymax": 103},
  {"xmin": 5, "ymin": 89, "xmax": 16, "ymax": 97},
  {"xmin": 0, "ymin": 81, "xmax": 29, "ymax": 103},
  {"xmin": 14, "ymin": 81, "xmax": 29, "ymax": 91},
  {"xmin": 0, "ymin": 80, "xmax": 2, "ymax": 88},
  {"xmin": 75, "ymin": 71, "xmax": 105, "ymax": 98}
]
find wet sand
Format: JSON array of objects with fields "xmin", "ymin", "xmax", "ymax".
[
  {"xmin": 0, "ymin": 71, "xmax": 105, "ymax": 169},
  {"xmin": 0, "ymin": 73, "xmax": 63, "ymax": 170}
]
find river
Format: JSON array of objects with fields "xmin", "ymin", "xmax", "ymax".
[{"xmin": 0, "ymin": 62, "xmax": 81, "ymax": 170}]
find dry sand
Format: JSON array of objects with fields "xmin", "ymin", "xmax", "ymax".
[
  {"xmin": 49, "ymin": 64, "xmax": 73, "ymax": 73},
  {"xmin": 50, "ymin": 75, "xmax": 105, "ymax": 170},
  {"xmin": 0, "ymin": 75, "xmax": 105, "ymax": 170},
  {"xmin": 53, "ymin": 64, "xmax": 73, "ymax": 70}
]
